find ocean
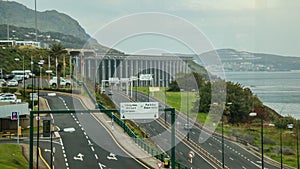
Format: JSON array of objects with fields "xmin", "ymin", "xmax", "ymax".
[{"xmin": 224, "ymin": 71, "xmax": 300, "ymax": 119}]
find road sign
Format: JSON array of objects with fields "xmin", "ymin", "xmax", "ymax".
[
  {"xmin": 120, "ymin": 78, "xmax": 130, "ymax": 82},
  {"xmin": 11, "ymin": 112, "xmax": 18, "ymax": 120},
  {"xmin": 30, "ymin": 93, "xmax": 38, "ymax": 101},
  {"xmin": 109, "ymin": 77, "xmax": 119, "ymax": 84},
  {"xmin": 139, "ymin": 74, "xmax": 152, "ymax": 81},
  {"xmin": 120, "ymin": 102, "xmax": 159, "ymax": 120},
  {"xmin": 130, "ymin": 76, "xmax": 138, "ymax": 81}
]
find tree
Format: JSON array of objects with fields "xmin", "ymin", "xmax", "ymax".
[
  {"xmin": 49, "ymin": 43, "xmax": 67, "ymax": 88},
  {"xmin": 167, "ymin": 81, "xmax": 180, "ymax": 92}
]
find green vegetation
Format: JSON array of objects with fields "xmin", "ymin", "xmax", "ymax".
[
  {"xmin": 133, "ymin": 70, "xmax": 299, "ymax": 168},
  {"xmin": 0, "ymin": 144, "xmax": 28, "ymax": 169}
]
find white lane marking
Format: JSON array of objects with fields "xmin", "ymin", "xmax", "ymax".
[
  {"xmin": 91, "ymin": 146, "xmax": 95, "ymax": 152},
  {"xmin": 95, "ymin": 154, "xmax": 98, "ymax": 160},
  {"xmin": 98, "ymin": 163, "xmax": 106, "ymax": 169}
]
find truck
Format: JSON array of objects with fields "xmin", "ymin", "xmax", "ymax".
[{"xmin": 49, "ymin": 77, "xmax": 71, "ymax": 87}]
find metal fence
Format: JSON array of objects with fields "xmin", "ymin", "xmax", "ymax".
[{"xmin": 78, "ymin": 77, "xmax": 190, "ymax": 169}]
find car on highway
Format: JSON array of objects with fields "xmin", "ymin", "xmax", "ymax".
[
  {"xmin": 0, "ymin": 93, "xmax": 17, "ymax": 103},
  {"xmin": 7, "ymin": 79, "xmax": 18, "ymax": 87},
  {"xmin": 184, "ymin": 123, "xmax": 193, "ymax": 130},
  {"xmin": 49, "ymin": 77, "xmax": 71, "ymax": 87}
]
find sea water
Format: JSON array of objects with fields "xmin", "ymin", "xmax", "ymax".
[{"xmin": 224, "ymin": 70, "xmax": 300, "ymax": 119}]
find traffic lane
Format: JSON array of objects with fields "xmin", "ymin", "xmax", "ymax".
[
  {"xmin": 47, "ymin": 94, "xmax": 149, "ymax": 169},
  {"xmin": 44, "ymin": 95, "xmax": 100, "ymax": 169},
  {"xmin": 160, "ymin": 98, "xmax": 266, "ymax": 169},
  {"xmin": 138, "ymin": 91, "xmax": 279, "ymax": 169},
  {"xmin": 136, "ymin": 119, "xmax": 215, "ymax": 169},
  {"xmin": 169, "ymin": 113, "xmax": 278, "ymax": 169},
  {"xmin": 39, "ymin": 139, "xmax": 66, "ymax": 169},
  {"xmin": 112, "ymin": 90, "xmax": 215, "ymax": 168},
  {"xmin": 75, "ymin": 112, "xmax": 149, "ymax": 169}
]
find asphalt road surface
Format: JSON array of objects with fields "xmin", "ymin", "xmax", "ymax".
[
  {"xmin": 131, "ymin": 90, "xmax": 280, "ymax": 169},
  {"xmin": 40, "ymin": 93, "xmax": 149, "ymax": 169},
  {"xmin": 109, "ymin": 89, "xmax": 216, "ymax": 169}
]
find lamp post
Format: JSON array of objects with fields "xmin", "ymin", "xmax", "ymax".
[
  {"xmin": 36, "ymin": 59, "xmax": 43, "ymax": 169},
  {"xmin": 280, "ymin": 120, "xmax": 283, "ymax": 169},
  {"xmin": 160, "ymin": 79, "xmax": 167, "ymax": 124},
  {"xmin": 297, "ymin": 120, "xmax": 299, "ymax": 169},
  {"xmin": 249, "ymin": 112, "xmax": 264, "ymax": 169},
  {"xmin": 222, "ymin": 102, "xmax": 232, "ymax": 168},
  {"xmin": 15, "ymin": 57, "xmax": 25, "ymax": 100}
]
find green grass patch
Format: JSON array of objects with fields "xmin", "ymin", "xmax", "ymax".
[{"xmin": 0, "ymin": 144, "xmax": 28, "ymax": 169}]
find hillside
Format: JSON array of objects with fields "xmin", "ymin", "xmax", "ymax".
[
  {"xmin": 0, "ymin": 1, "xmax": 121, "ymax": 52},
  {"xmin": 0, "ymin": 1, "xmax": 88, "ymax": 40},
  {"xmin": 200, "ymin": 49, "xmax": 300, "ymax": 71}
]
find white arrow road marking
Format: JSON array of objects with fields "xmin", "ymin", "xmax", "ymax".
[
  {"xmin": 99, "ymin": 163, "xmax": 106, "ymax": 169},
  {"xmin": 107, "ymin": 153, "xmax": 117, "ymax": 160},
  {"xmin": 73, "ymin": 153, "xmax": 84, "ymax": 161}
]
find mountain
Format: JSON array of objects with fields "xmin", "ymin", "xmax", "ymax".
[
  {"xmin": 0, "ymin": 1, "xmax": 88, "ymax": 40},
  {"xmin": 0, "ymin": 1, "xmax": 122, "ymax": 53},
  {"xmin": 199, "ymin": 49, "xmax": 300, "ymax": 71}
]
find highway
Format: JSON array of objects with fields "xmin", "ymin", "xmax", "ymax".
[
  {"xmin": 131, "ymin": 90, "xmax": 280, "ymax": 169},
  {"xmin": 109, "ymin": 90, "xmax": 216, "ymax": 169},
  {"xmin": 41, "ymin": 93, "xmax": 149, "ymax": 169}
]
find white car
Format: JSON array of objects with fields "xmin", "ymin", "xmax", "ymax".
[
  {"xmin": 0, "ymin": 93, "xmax": 17, "ymax": 103},
  {"xmin": 49, "ymin": 77, "xmax": 71, "ymax": 87},
  {"xmin": 7, "ymin": 79, "xmax": 19, "ymax": 87}
]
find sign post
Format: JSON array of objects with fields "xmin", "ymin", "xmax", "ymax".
[
  {"xmin": 11, "ymin": 112, "xmax": 19, "ymax": 144},
  {"xmin": 120, "ymin": 102, "xmax": 159, "ymax": 120}
]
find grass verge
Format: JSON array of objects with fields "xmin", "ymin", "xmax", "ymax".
[{"xmin": 0, "ymin": 144, "xmax": 28, "ymax": 169}]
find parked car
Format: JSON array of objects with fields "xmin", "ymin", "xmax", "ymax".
[
  {"xmin": 13, "ymin": 76, "xmax": 24, "ymax": 83},
  {"xmin": 4, "ymin": 73, "xmax": 15, "ymax": 80},
  {"xmin": 0, "ymin": 93, "xmax": 17, "ymax": 103},
  {"xmin": 0, "ymin": 79, "xmax": 7, "ymax": 87},
  {"xmin": 7, "ymin": 79, "xmax": 18, "ymax": 87}
]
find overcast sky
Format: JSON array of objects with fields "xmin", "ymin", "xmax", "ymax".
[{"xmin": 13, "ymin": 0, "xmax": 300, "ymax": 56}]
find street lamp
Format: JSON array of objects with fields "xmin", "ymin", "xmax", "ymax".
[
  {"xmin": 15, "ymin": 56, "xmax": 25, "ymax": 100},
  {"xmin": 222, "ymin": 102, "xmax": 232, "ymax": 168},
  {"xmin": 249, "ymin": 112, "xmax": 264, "ymax": 169},
  {"xmin": 36, "ymin": 59, "xmax": 43, "ymax": 169},
  {"xmin": 296, "ymin": 120, "xmax": 299, "ymax": 169}
]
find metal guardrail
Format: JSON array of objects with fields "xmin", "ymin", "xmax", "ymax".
[{"xmin": 77, "ymin": 79, "xmax": 191, "ymax": 168}]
